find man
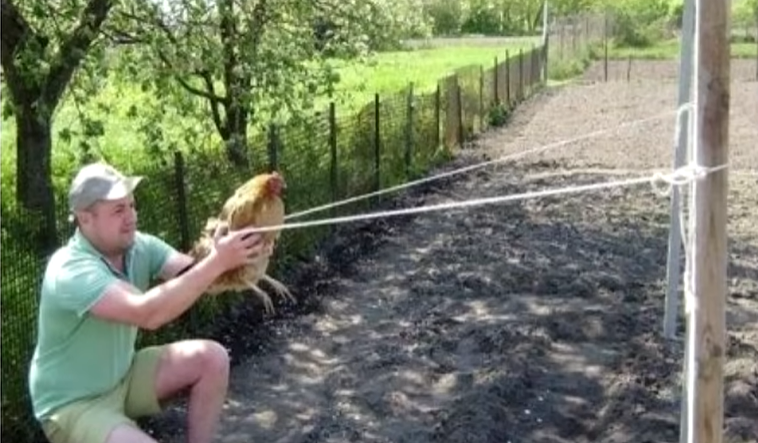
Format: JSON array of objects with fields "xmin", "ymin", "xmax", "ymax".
[{"xmin": 28, "ymin": 162, "xmax": 264, "ymax": 443}]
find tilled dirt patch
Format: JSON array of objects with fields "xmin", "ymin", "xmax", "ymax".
[
  {"xmin": 204, "ymin": 161, "xmax": 756, "ymax": 443},
  {"xmin": 145, "ymin": 60, "xmax": 758, "ymax": 443}
]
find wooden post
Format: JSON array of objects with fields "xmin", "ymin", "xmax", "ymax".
[
  {"xmin": 373, "ymin": 93, "xmax": 381, "ymax": 193},
  {"xmin": 685, "ymin": 0, "xmax": 730, "ymax": 442},
  {"xmin": 456, "ymin": 75, "xmax": 463, "ymax": 146},
  {"xmin": 542, "ymin": 0, "xmax": 549, "ymax": 82},
  {"xmin": 328, "ymin": 102, "xmax": 338, "ymax": 205},
  {"xmin": 405, "ymin": 82, "xmax": 414, "ymax": 177},
  {"xmin": 267, "ymin": 122, "xmax": 278, "ymax": 171},
  {"xmin": 604, "ymin": 11, "xmax": 609, "ymax": 82},
  {"xmin": 478, "ymin": 65, "xmax": 484, "ymax": 131},
  {"xmin": 172, "ymin": 151, "xmax": 191, "ymax": 253},
  {"xmin": 518, "ymin": 48, "xmax": 524, "ymax": 101},
  {"xmin": 493, "ymin": 56, "xmax": 499, "ymax": 104},
  {"xmin": 505, "ymin": 49, "xmax": 511, "ymax": 105},
  {"xmin": 434, "ymin": 83, "xmax": 441, "ymax": 150}
]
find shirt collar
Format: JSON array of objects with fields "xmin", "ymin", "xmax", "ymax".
[{"xmin": 70, "ymin": 228, "xmax": 135, "ymax": 277}]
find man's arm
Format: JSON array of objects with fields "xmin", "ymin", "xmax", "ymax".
[
  {"xmin": 88, "ymin": 253, "xmax": 226, "ymax": 330},
  {"xmin": 88, "ymin": 228, "xmax": 263, "ymax": 330},
  {"xmin": 159, "ymin": 251, "xmax": 197, "ymax": 280},
  {"xmin": 139, "ymin": 232, "xmax": 198, "ymax": 282}
]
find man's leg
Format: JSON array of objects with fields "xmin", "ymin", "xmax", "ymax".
[
  {"xmin": 40, "ymin": 388, "xmax": 158, "ymax": 443},
  {"xmin": 126, "ymin": 339, "xmax": 231, "ymax": 443},
  {"xmin": 105, "ymin": 424, "xmax": 158, "ymax": 443}
]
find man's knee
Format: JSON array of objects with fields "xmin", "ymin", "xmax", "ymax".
[
  {"xmin": 152, "ymin": 339, "xmax": 230, "ymax": 402},
  {"xmin": 105, "ymin": 423, "xmax": 158, "ymax": 443},
  {"xmin": 198, "ymin": 340, "xmax": 231, "ymax": 376},
  {"xmin": 167, "ymin": 339, "xmax": 230, "ymax": 375}
]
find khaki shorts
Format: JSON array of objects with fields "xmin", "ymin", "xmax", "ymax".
[{"xmin": 40, "ymin": 345, "xmax": 165, "ymax": 443}]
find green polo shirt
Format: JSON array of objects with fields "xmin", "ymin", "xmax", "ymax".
[{"xmin": 28, "ymin": 229, "xmax": 177, "ymax": 421}]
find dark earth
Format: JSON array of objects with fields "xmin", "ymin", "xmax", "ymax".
[{"xmin": 144, "ymin": 59, "xmax": 758, "ymax": 443}]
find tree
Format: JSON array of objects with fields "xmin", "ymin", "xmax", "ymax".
[
  {"xmin": 111, "ymin": 0, "xmax": 431, "ymax": 167},
  {"xmin": 1, "ymin": 0, "xmax": 114, "ymax": 247}
]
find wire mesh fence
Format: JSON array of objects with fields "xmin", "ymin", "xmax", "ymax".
[{"xmin": 1, "ymin": 16, "xmax": 598, "ymax": 441}]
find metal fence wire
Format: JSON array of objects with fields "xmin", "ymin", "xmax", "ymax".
[{"xmin": 2, "ymin": 17, "xmax": 603, "ymax": 440}]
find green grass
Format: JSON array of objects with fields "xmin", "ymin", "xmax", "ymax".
[
  {"xmin": 330, "ymin": 41, "xmax": 540, "ymax": 109},
  {"xmin": 606, "ymin": 38, "xmax": 757, "ymax": 59}
]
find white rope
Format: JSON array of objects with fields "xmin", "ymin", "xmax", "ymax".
[
  {"xmin": 285, "ymin": 107, "xmax": 687, "ymax": 221},
  {"xmin": 248, "ymin": 163, "xmax": 727, "ymax": 235}
]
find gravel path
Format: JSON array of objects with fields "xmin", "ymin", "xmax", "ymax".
[{"xmin": 148, "ymin": 59, "xmax": 758, "ymax": 443}]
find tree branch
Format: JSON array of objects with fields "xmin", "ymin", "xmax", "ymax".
[
  {"xmin": 1, "ymin": 0, "xmax": 32, "ymax": 60},
  {"xmin": 155, "ymin": 48, "xmax": 227, "ymax": 104},
  {"xmin": 201, "ymin": 71, "xmax": 226, "ymax": 137},
  {"xmin": 99, "ymin": 27, "xmax": 145, "ymax": 45},
  {"xmin": 0, "ymin": 0, "xmax": 39, "ymax": 100},
  {"xmin": 42, "ymin": 0, "xmax": 115, "ymax": 107}
]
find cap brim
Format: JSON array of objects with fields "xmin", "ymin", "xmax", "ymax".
[{"xmin": 103, "ymin": 176, "xmax": 144, "ymax": 201}]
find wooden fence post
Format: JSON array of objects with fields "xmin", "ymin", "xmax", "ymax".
[
  {"xmin": 172, "ymin": 151, "xmax": 191, "ymax": 253},
  {"xmin": 531, "ymin": 44, "xmax": 537, "ymax": 92},
  {"xmin": 172, "ymin": 150, "xmax": 195, "ymax": 329},
  {"xmin": 537, "ymin": 45, "xmax": 542, "ymax": 85},
  {"xmin": 505, "ymin": 50, "xmax": 511, "ymax": 106},
  {"xmin": 456, "ymin": 74, "xmax": 463, "ymax": 146},
  {"xmin": 543, "ymin": 0, "xmax": 550, "ymax": 82},
  {"xmin": 373, "ymin": 93, "xmax": 381, "ymax": 193},
  {"xmin": 329, "ymin": 101, "xmax": 338, "ymax": 205},
  {"xmin": 604, "ymin": 10, "xmax": 609, "ymax": 82},
  {"xmin": 493, "ymin": 56, "xmax": 499, "ymax": 104},
  {"xmin": 405, "ymin": 82, "xmax": 414, "ymax": 177},
  {"xmin": 519, "ymin": 48, "xmax": 524, "ymax": 101},
  {"xmin": 478, "ymin": 65, "xmax": 484, "ymax": 131},
  {"xmin": 435, "ymin": 83, "xmax": 441, "ymax": 151},
  {"xmin": 686, "ymin": 0, "xmax": 730, "ymax": 441},
  {"xmin": 267, "ymin": 122, "xmax": 279, "ymax": 171}
]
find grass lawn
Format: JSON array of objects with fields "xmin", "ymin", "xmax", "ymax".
[
  {"xmin": 0, "ymin": 39, "xmax": 538, "ymax": 189},
  {"xmin": 329, "ymin": 41, "xmax": 540, "ymax": 111},
  {"xmin": 606, "ymin": 38, "xmax": 757, "ymax": 59}
]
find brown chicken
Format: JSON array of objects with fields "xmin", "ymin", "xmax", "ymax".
[{"xmin": 189, "ymin": 172, "xmax": 295, "ymax": 314}]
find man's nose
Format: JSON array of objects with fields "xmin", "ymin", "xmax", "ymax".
[{"xmin": 126, "ymin": 208, "xmax": 138, "ymax": 224}]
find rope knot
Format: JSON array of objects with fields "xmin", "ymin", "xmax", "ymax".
[{"xmin": 650, "ymin": 163, "xmax": 728, "ymax": 196}]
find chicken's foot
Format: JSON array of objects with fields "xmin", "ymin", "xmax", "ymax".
[
  {"xmin": 243, "ymin": 278, "xmax": 276, "ymax": 314},
  {"xmin": 261, "ymin": 274, "xmax": 296, "ymax": 304}
]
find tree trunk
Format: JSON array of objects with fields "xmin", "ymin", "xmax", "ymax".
[
  {"xmin": 16, "ymin": 103, "xmax": 59, "ymax": 253},
  {"xmin": 223, "ymin": 104, "xmax": 250, "ymax": 167},
  {"xmin": 224, "ymin": 132, "xmax": 250, "ymax": 166}
]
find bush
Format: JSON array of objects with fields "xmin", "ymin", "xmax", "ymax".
[{"xmin": 608, "ymin": 0, "xmax": 672, "ymax": 48}]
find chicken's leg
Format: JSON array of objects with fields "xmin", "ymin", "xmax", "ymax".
[
  {"xmin": 261, "ymin": 274, "xmax": 296, "ymax": 304},
  {"xmin": 243, "ymin": 278, "xmax": 276, "ymax": 314}
]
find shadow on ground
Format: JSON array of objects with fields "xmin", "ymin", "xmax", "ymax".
[{"xmin": 143, "ymin": 153, "xmax": 758, "ymax": 443}]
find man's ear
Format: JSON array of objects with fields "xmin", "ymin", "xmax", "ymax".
[{"xmin": 75, "ymin": 208, "xmax": 95, "ymax": 225}]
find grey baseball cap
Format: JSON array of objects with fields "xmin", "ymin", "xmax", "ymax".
[{"xmin": 68, "ymin": 162, "xmax": 144, "ymax": 213}]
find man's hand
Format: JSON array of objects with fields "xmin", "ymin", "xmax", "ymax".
[{"xmin": 209, "ymin": 223, "xmax": 264, "ymax": 271}]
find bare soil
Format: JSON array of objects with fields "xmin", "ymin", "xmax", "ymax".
[{"xmin": 146, "ymin": 59, "xmax": 758, "ymax": 443}]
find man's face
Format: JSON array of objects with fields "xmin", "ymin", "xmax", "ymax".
[{"xmin": 78, "ymin": 195, "xmax": 138, "ymax": 254}]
